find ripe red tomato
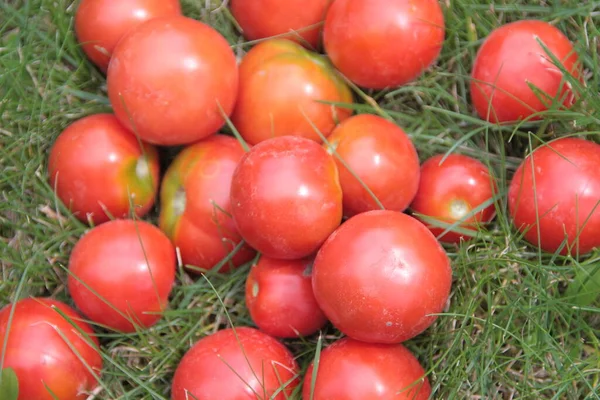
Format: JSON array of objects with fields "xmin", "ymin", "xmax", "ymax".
[
  {"xmin": 471, "ymin": 20, "xmax": 581, "ymax": 123},
  {"xmin": 231, "ymin": 39, "xmax": 353, "ymax": 145},
  {"xmin": 312, "ymin": 210, "xmax": 452, "ymax": 344},
  {"xmin": 230, "ymin": 0, "xmax": 332, "ymax": 49},
  {"xmin": 171, "ymin": 327, "xmax": 300, "ymax": 400},
  {"xmin": 230, "ymin": 136, "xmax": 343, "ymax": 259},
  {"xmin": 107, "ymin": 16, "xmax": 239, "ymax": 146},
  {"xmin": 74, "ymin": 0, "xmax": 182, "ymax": 72},
  {"xmin": 0, "ymin": 298, "xmax": 102, "ymax": 400},
  {"xmin": 303, "ymin": 337, "xmax": 431, "ymax": 400},
  {"xmin": 323, "ymin": 0, "xmax": 445, "ymax": 89},
  {"xmin": 245, "ymin": 256, "xmax": 328, "ymax": 338},
  {"xmin": 325, "ymin": 114, "xmax": 420, "ymax": 217},
  {"xmin": 410, "ymin": 154, "xmax": 497, "ymax": 244},
  {"xmin": 48, "ymin": 114, "xmax": 160, "ymax": 225},
  {"xmin": 158, "ymin": 134, "xmax": 256, "ymax": 273},
  {"xmin": 68, "ymin": 219, "xmax": 176, "ymax": 332},
  {"xmin": 508, "ymin": 137, "xmax": 600, "ymax": 256}
]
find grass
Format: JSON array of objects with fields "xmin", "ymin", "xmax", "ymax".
[{"xmin": 1, "ymin": 0, "xmax": 600, "ymax": 398}]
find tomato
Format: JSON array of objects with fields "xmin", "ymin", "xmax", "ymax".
[
  {"xmin": 68, "ymin": 219, "xmax": 176, "ymax": 332},
  {"xmin": 230, "ymin": 0, "xmax": 332, "ymax": 49},
  {"xmin": 508, "ymin": 137, "xmax": 600, "ymax": 256},
  {"xmin": 410, "ymin": 153, "xmax": 497, "ymax": 244},
  {"xmin": 230, "ymin": 136, "xmax": 343, "ymax": 259},
  {"xmin": 312, "ymin": 210, "xmax": 452, "ymax": 344},
  {"xmin": 74, "ymin": 0, "xmax": 182, "ymax": 72},
  {"xmin": 47, "ymin": 114, "xmax": 160, "ymax": 225},
  {"xmin": 171, "ymin": 327, "xmax": 300, "ymax": 400},
  {"xmin": 0, "ymin": 298, "xmax": 102, "ymax": 400},
  {"xmin": 107, "ymin": 16, "xmax": 239, "ymax": 146},
  {"xmin": 471, "ymin": 20, "xmax": 582, "ymax": 123},
  {"xmin": 303, "ymin": 337, "xmax": 430, "ymax": 400},
  {"xmin": 158, "ymin": 134, "xmax": 255, "ymax": 273},
  {"xmin": 325, "ymin": 114, "xmax": 420, "ymax": 217},
  {"xmin": 323, "ymin": 0, "xmax": 445, "ymax": 89},
  {"xmin": 245, "ymin": 256, "xmax": 328, "ymax": 338},
  {"xmin": 231, "ymin": 38, "xmax": 353, "ymax": 145}
]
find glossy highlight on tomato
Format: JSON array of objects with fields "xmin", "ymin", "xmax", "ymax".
[
  {"xmin": 410, "ymin": 153, "xmax": 497, "ymax": 244},
  {"xmin": 68, "ymin": 219, "xmax": 176, "ymax": 332},
  {"xmin": 312, "ymin": 210, "xmax": 452, "ymax": 344},
  {"xmin": 0, "ymin": 298, "xmax": 102, "ymax": 400},
  {"xmin": 508, "ymin": 137, "xmax": 600, "ymax": 256},
  {"xmin": 471, "ymin": 20, "xmax": 581, "ymax": 123},
  {"xmin": 47, "ymin": 113, "xmax": 160, "ymax": 225}
]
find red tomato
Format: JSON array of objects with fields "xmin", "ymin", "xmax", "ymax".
[
  {"xmin": 171, "ymin": 327, "xmax": 300, "ymax": 400},
  {"xmin": 410, "ymin": 154, "xmax": 497, "ymax": 244},
  {"xmin": 508, "ymin": 137, "xmax": 600, "ymax": 256},
  {"xmin": 325, "ymin": 114, "xmax": 420, "ymax": 217},
  {"xmin": 74, "ymin": 0, "xmax": 182, "ymax": 72},
  {"xmin": 323, "ymin": 0, "xmax": 445, "ymax": 89},
  {"xmin": 230, "ymin": 0, "xmax": 332, "ymax": 49},
  {"xmin": 0, "ymin": 298, "xmax": 102, "ymax": 400},
  {"xmin": 232, "ymin": 39, "xmax": 353, "ymax": 145},
  {"xmin": 48, "ymin": 114, "xmax": 160, "ymax": 225},
  {"xmin": 245, "ymin": 256, "xmax": 328, "ymax": 338},
  {"xmin": 312, "ymin": 210, "xmax": 452, "ymax": 344},
  {"xmin": 230, "ymin": 136, "xmax": 343, "ymax": 259},
  {"xmin": 471, "ymin": 20, "xmax": 582, "ymax": 123},
  {"xmin": 303, "ymin": 337, "xmax": 431, "ymax": 400},
  {"xmin": 158, "ymin": 134, "xmax": 255, "ymax": 273},
  {"xmin": 107, "ymin": 16, "xmax": 239, "ymax": 146},
  {"xmin": 68, "ymin": 219, "xmax": 176, "ymax": 332}
]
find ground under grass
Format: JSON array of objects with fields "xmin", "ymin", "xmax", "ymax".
[{"xmin": 1, "ymin": 0, "xmax": 600, "ymax": 399}]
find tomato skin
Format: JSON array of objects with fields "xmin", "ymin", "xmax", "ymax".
[
  {"xmin": 323, "ymin": 0, "xmax": 445, "ymax": 89},
  {"xmin": 171, "ymin": 327, "xmax": 300, "ymax": 400},
  {"xmin": 312, "ymin": 210, "xmax": 452, "ymax": 344},
  {"xmin": 68, "ymin": 219, "xmax": 176, "ymax": 332},
  {"xmin": 245, "ymin": 256, "xmax": 328, "ymax": 338},
  {"xmin": 508, "ymin": 137, "xmax": 600, "ymax": 256},
  {"xmin": 232, "ymin": 39, "xmax": 353, "ymax": 145},
  {"xmin": 325, "ymin": 114, "xmax": 420, "ymax": 217},
  {"xmin": 0, "ymin": 298, "xmax": 102, "ymax": 400},
  {"xmin": 410, "ymin": 154, "xmax": 497, "ymax": 244},
  {"xmin": 471, "ymin": 20, "xmax": 581, "ymax": 123},
  {"xmin": 158, "ymin": 134, "xmax": 256, "ymax": 273},
  {"xmin": 230, "ymin": 136, "xmax": 343, "ymax": 260},
  {"xmin": 230, "ymin": 0, "xmax": 332, "ymax": 49},
  {"xmin": 74, "ymin": 0, "xmax": 182, "ymax": 72},
  {"xmin": 47, "ymin": 113, "xmax": 160, "ymax": 225},
  {"xmin": 107, "ymin": 16, "xmax": 239, "ymax": 146},
  {"xmin": 302, "ymin": 337, "xmax": 431, "ymax": 400}
]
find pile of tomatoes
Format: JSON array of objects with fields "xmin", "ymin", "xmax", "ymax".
[{"xmin": 2, "ymin": 0, "xmax": 600, "ymax": 399}]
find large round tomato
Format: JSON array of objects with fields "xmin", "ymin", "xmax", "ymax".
[
  {"xmin": 232, "ymin": 39, "xmax": 353, "ymax": 145},
  {"xmin": 508, "ymin": 137, "xmax": 600, "ymax": 256},
  {"xmin": 230, "ymin": 0, "xmax": 332, "ymax": 49},
  {"xmin": 325, "ymin": 114, "xmax": 420, "ymax": 217},
  {"xmin": 68, "ymin": 219, "xmax": 176, "ymax": 332},
  {"xmin": 410, "ymin": 153, "xmax": 497, "ymax": 244},
  {"xmin": 230, "ymin": 136, "xmax": 343, "ymax": 260},
  {"xmin": 471, "ymin": 20, "xmax": 581, "ymax": 123},
  {"xmin": 245, "ymin": 256, "xmax": 328, "ymax": 338},
  {"xmin": 48, "ymin": 113, "xmax": 160, "ymax": 225},
  {"xmin": 303, "ymin": 337, "xmax": 430, "ymax": 400},
  {"xmin": 0, "ymin": 298, "xmax": 102, "ymax": 400},
  {"xmin": 107, "ymin": 16, "xmax": 238, "ymax": 146},
  {"xmin": 312, "ymin": 210, "xmax": 452, "ymax": 344},
  {"xmin": 158, "ymin": 134, "xmax": 256, "ymax": 273},
  {"xmin": 74, "ymin": 0, "xmax": 182, "ymax": 72},
  {"xmin": 323, "ymin": 0, "xmax": 445, "ymax": 89},
  {"xmin": 171, "ymin": 327, "xmax": 300, "ymax": 400}
]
